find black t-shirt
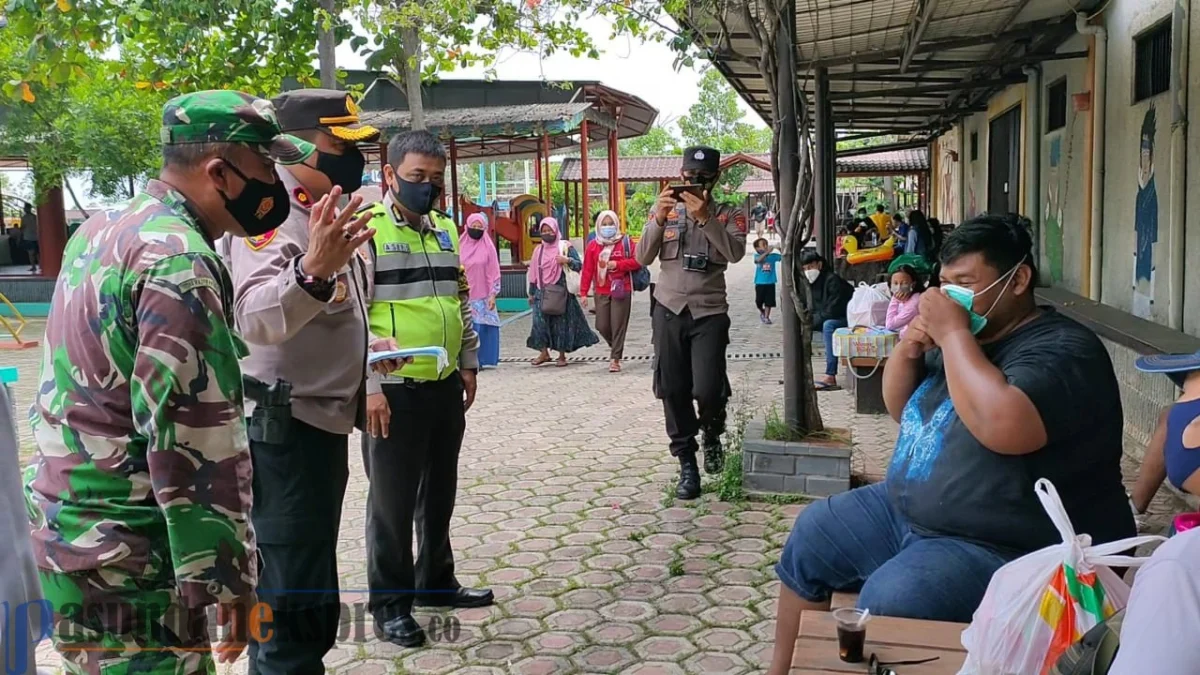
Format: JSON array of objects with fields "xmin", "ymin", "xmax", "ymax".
[{"xmin": 886, "ymin": 308, "xmax": 1136, "ymax": 555}]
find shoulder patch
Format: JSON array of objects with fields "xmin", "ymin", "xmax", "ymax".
[
  {"xmin": 178, "ymin": 277, "xmax": 221, "ymax": 295},
  {"xmin": 293, "ymin": 186, "xmax": 314, "ymax": 210},
  {"xmin": 734, "ymin": 212, "xmax": 747, "ymax": 233},
  {"xmin": 245, "ymin": 229, "xmax": 278, "ymax": 251}
]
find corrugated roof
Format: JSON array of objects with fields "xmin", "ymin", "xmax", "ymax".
[
  {"xmin": 838, "ymin": 148, "xmax": 928, "ymax": 174},
  {"xmin": 557, "ymin": 148, "xmax": 927, "ymax": 184},
  {"xmin": 361, "ymin": 103, "xmax": 592, "ymax": 138},
  {"xmin": 677, "ymin": 0, "xmax": 1104, "ymax": 140}
]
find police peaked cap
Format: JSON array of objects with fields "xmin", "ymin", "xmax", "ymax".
[{"xmin": 682, "ymin": 146, "xmax": 721, "ymax": 174}]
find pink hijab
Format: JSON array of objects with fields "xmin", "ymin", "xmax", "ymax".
[
  {"xmin": 461, "ymin": 213, "xmax": 500, "ymax": 302},
  {"xmin": 528, "ymin": 217, "xmax": 565, "ymax": 288}
]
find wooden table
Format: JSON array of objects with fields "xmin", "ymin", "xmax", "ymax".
[{"xmin": 791, "ymin": 610, "xmax": 967, "ymax": 674}]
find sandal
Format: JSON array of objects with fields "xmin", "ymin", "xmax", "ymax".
[
  {"xmin": 531, "ymin": 354, "xmax": 551, "ymax": 367},
  {"xmin": 813, "ymin": 381, "xmax": 842, "ymax": 392},
  {"xmin": 555, "ymin": 356, "xmax": 568, "ymax": 368},
  {"xmin": 609, "ymin": 360, "xmax": 622, "ymax": 373}
]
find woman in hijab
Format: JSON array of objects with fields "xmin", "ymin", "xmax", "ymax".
[
  {"xmin": 462, "ymin": 212, "xmax": 503, "ymax": 369},
  {"xmin": 527, "ymin": 217, "xmax": 598, "ymax": 366},
  {"xmin": 580, "ymin": 210, "xmax": 640, "ymax": 372}
]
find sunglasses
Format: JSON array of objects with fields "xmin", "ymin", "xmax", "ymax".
[{"xmin": 868, "ymin": 653, "xmax": 940, "ymax": 674}]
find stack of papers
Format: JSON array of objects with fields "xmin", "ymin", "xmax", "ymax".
[{"xmin": 368, "ymin": 346, "xmax": 450, "ymax": 372}]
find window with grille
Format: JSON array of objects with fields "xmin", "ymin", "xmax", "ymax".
[
  {"xmin": 970, "ymin": 132, "xmax": 979, "ymax": 161},
  {"xmin": 1134, "ymin": 20, "xmax": 1171, "ymax": 102},
  {"xmin": 1047, "ymin": 79, "xmax": 1067, "ymax": 132}
]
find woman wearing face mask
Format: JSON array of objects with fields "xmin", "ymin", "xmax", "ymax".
[
  {"xmin": 462, "ymin": 213, "xmax": 503, "ymax": 369},
  {"xmin": 884, "ymin": 265, "xmax": 925, "ymax": 337},
  {"xmin": 580, "ymin": 210, "xmax": 641, "ymax": 372},
  {"xmin": 527, "ymin": 217, "xmax": 598, "ymax": 367}
]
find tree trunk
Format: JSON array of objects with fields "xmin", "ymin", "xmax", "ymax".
[
  {"xmin": 317, "ymin": 0, "xmax": 338, "ymax": 89},
  {"xmin": 61, "ymin": 179, "xmax": 89, "ymax": 220},
  {"xmin": 400, "ymin": 26, "xmax": 425, "ymax": 130},
  {"xmin": 773, "ymin": 0, "xmax": 823, "ymax": 435}
]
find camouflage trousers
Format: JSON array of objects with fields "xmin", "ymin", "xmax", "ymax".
[{"xmin": 38, "ymin": 569, "xmax": 215, "ymax": 675}]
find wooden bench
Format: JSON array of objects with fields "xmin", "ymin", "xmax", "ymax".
[
  {"xmin": 830, "ymin": 591, "xmax": 858, "ymax": 610},
  {"xmin": 792, "ymin": 610, "xmax": 967, "ymax": 674}
]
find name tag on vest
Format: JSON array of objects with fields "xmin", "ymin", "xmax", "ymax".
[
  {"xmin": 384, "ymin": 242, "xmax": 410, "ymax": 253},
  {"xmin": 433, "ymin": 230, "xmax": 454, "ymax": 252}
]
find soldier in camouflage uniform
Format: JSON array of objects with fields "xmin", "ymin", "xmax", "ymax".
[{"xmin": 24, "ymin": 90, "xmax": 318, "ymax": 675}]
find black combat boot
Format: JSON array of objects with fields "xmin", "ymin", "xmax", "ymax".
[
  {"xmin": 676, "ymin": 452, "xmax": 702, "ymax": 500},
  {"xmin": 702, "ymin": 433, "xmax": 725, "ymax": 475}
]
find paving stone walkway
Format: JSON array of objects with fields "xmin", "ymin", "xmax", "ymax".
[{"xmin": 6, "ymin": 247, "xmax": 1171, "ymax": 674}]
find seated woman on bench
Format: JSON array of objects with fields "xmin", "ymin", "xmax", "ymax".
[{"xmin": 767, "ymin": 215, "xmax": 1136, "ymax": 675}]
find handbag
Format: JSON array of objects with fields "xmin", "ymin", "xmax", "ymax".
[
  {"xmin": 622, "ymin": 236, "xmax": 651, "ymax": 292},
  {"xmin": 535, "ymin": 247, "xmax": 568, "ymax": 316}
]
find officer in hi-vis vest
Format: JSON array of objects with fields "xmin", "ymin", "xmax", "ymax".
[
  {"xmin": 363, "ymin": 129, "xmax": 491, "ymax": 649},
  {"xmin": 224, "ymin": 88, "xmax": 391, "ymax": 675}
]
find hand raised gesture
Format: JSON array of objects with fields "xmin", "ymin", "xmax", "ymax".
[{"xmin": 301, "ymin": 185, "xmax": 376, "ymax": 279}]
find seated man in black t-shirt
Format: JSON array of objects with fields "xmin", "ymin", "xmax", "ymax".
[{"xmin": 766, "ymin": 214, "xmax": 1135, "ymax": 675}]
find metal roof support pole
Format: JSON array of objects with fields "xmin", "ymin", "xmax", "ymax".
[
  {"xmin": 1168, "ymin": 0, "xmax": 1189, "ymax": 330},
  {"xmin": 813, "ymin": 66, "xmax": 835, "ymax": 262},
  {"xmin": 580, "ymin": 119, "xmax": 591, "ymax": 239},
  {"xmin": 608, "ymin": 129, "xmax": 619, "ymax": 213},
  {"xmin": 534, "ymin": 138, "xmax": 544, "ymax": 203},
  {"xmin": 542, "ymin": 134, "xmax": 553, "ymax": 213}
]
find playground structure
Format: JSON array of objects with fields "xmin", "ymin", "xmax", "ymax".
[{"xmin": 352, "ymin": 75, "xmax": 658, "ymax": 266}]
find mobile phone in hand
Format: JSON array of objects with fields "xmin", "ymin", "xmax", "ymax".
[{"xmin": 669, "ymin": 184, "xmax": 704, "ymax": 201}]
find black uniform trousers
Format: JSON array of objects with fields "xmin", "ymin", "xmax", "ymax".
[
  {"xmin": 363, "ymin": 372, "xmax": 465, "ymax": 622},
  {"xmin": 247, "ymin": 420, "xmax": 349, "ymax": 675},
  {"xmin": 652, "ymin": 304, "xmax": 732, "ymax": 457}
]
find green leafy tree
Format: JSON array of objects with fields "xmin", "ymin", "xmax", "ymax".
[
  {"xmin": 677, "ymin": 68, "xmax": 769, "ymax": 204},
  {"xmin": 345, "ymin": 0, "xmax": 676, "ymax": 130},
  {"xmin": 3, "ymin": 0, "xmax": 335, "ymax": 97},
  {"xmin": 0, "ymin": 38, "xmax": 164, "ymax": 208}
]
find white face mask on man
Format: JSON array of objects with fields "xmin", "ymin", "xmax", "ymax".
[{"xmin": 804, "ymin": 268, "xmax": 820, "ymax": 283}]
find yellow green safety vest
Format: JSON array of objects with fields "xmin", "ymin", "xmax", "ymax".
[{"xmin": 367, "ymin": 203, "xmax": 464, "ymax": 382}]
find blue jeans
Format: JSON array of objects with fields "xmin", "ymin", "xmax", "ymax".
[
  {"xmin": 775, "ymin": 482, "xmax": 1013, "ymax": 622},
  {"xmin": 815, "ymin": 318, "xmax": 847, "ymax": 377}
]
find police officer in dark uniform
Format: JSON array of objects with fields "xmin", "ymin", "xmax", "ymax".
[
  {"xmin": 225, "ymin": 89, "xmax": 386, "ymax": 675},
  {"xmin": 636, "ymin": 146, "xmax": 748, "ymax": 499}
]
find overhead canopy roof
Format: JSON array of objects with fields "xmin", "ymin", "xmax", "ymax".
[
  {"xmin": 557, "ymin": 147, "xmax": 928, "ymax": 183},
  {"xmin": 348, "ymin": 75, "xmax": 658, "ymax": 160},
  {"xmin": 677, "ymin": 0, "xmax": 1105, "ymax": 141}
]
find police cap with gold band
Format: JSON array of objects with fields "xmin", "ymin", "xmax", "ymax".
[
  {"xmin": 161, "ymin": 90, "xmax": 316, "ymax": 163},
  {"xmin": 271, "ymin": 89, "xmax": 381, "ymax": 143}
]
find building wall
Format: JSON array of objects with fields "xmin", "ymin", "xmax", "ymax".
[
  {"xmin": 1039, "ymin": 34, "xmax": 1091, "ymax": 295},
  {"xmin": 1100, "ymin": 0, "xmax": 1175, "ymax": 323},
  {"xmin": 932, "ymin": 127, "xmax": 962, "ymax": 225},
  {"xmin": 1186, "ymin": 0, "xmax": 1200, "ymax": 336}
]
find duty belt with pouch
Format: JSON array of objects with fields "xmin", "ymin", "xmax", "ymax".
[{"xmin": 243, "ymin": 376, "xmax": 292, "ymax": 444}]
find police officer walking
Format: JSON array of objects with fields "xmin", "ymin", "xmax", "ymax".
[
  {"xmin": 225, "ymin": 89, "xmax": 386, "ymax": 675},
  {"xmin": 363, "ymin": 130, "xmax": 492, "ymax": 648},
  {"xmin": 636, "ymin": 146, "xmax": 748, "ymax": 500}
]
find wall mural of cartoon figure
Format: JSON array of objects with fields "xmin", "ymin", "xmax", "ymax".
[
  {"xmin": 1044, "ymin": 136, "xmax": 1064, "ymax": 284},
  {"xmin": 1133, "ymin": 106, "xmax": 1158, "ymax": 319}
]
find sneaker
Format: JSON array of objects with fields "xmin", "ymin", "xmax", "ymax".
[{"xmin": 764, "ymin": 317, "xmax": 773, "ymax": 325}]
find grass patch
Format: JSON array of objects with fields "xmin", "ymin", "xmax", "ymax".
[
  {"xmin": 667, "ymin": 559, "xmax": 685, "ymax": 577},
  {"xmin": 763, "ymin": 405, "xmax": 851, "ymax": 444},
  {"xmin": 627, "ymin": 530, "xmax": 645, "ymax": 542}
]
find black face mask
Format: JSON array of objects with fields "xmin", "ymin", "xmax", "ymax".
[
  {"xmin": 467, "ymin": 228, "xmax": 485, "ymax": 240},
  {"xmin": 540, "ymin": 233, "xmax": 557, "ymax": 244},
  {"xmin": 316, "ymin": 147, "xmax": 366, "ymax": 193},
  {"xmin": 220, "ymin": 161, "xmax": 290, "ymax": 236},
  {"xmin": 391, "ymin": 175, "xmax": 442, "ymax": 216}
]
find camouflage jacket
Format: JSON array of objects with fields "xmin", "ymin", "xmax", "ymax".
[{"xmin": 24, "ymin": 180, "xmax": 257, "ymax": 608}]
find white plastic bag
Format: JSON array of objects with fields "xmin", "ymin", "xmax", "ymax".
[
  {"xmin": 846, "ymin": 282, "xmax": 890, "ymax": 328},
  {"xmin": 958, "ymin": 479, "xmax": 1164, "ymax": 675}
]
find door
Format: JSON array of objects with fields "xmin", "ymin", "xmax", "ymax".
[{"xmin": 988, "ymin": 105, "xmax": 1022, "ymax": 215}]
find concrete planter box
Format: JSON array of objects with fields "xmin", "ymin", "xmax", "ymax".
[{"xmin": 742, "ymin": 420, "xmax": 853, "ymax": 497}]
